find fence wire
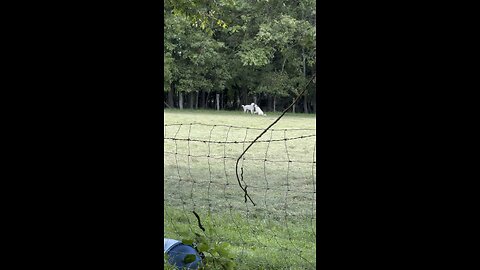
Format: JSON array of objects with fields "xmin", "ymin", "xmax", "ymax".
[{"xmin": 164, "ymin": 123, "xmax": 316, "ymax": 269}]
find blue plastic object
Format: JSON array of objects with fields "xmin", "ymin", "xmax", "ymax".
[{"xmin": 166, "ymin": 243, "xmax": 202, "ymax": 269}]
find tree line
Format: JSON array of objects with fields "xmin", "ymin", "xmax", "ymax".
[{"xmin": 164, "ymin": 0, "xmax": 316, "ymax": 113}]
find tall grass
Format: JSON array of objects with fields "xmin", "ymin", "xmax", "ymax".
[{"xmin": 164, "ymin": 109, "xmax": 316, "ymax": 269}]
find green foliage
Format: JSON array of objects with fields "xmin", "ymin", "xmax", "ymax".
[
  {"xmin": 183, "ymin": 254, "xmax": 197, "ymax": 264},
  {"xmin": 197, "ymin": 242, "xmax": 209, "ymax": 252},
  {"xmin": 177, "ymin": 232, "xmax": 236, "ymax": 270},
  {"xmin": 164, "ymin": 0, "xmax": 316, "ymax": 111},
  {"xmin": 236, "ymin": 35, "xmax": 277, "ymax": 67},
  {"xmin": 254, "ymin": 71, "xmax": 291, "ymax": 97},
  {"xmin": 181, "ymin": 238, "xmax": 194, "ymax": 245},
  {"xmin": 164, "ymin": 10, "xmax": 231, "ymax": 95},
  {"xmin": 164, "ymin": 253, "xmax": 176, "ymax": 270},
  {"xmin": 165, "ymin": 0, "xmax": 232, "ymax": 35},
  {"xmin": 164, "ymin": 53, "xmax": 175, "ymax": 92}
]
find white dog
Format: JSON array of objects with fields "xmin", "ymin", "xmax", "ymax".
[
  {"xmin": 241, "ymin": 103, "xmax": 255, "ymax": 114},
  {"xmin": 253, "ymin": 104, "xmax": 266, "ymax": 116}
]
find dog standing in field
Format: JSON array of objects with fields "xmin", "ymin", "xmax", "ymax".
[
  {"xmin": 241, "ymin": 103, "xmax": 255, "ymax": 114},
  {"xmin": 253, "ymin": 104, "xmax": 266, "ymax": 116}
]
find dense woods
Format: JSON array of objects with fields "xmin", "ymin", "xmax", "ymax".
[{"xmin": 164, "ymin": 0, "xmax": 316, "ymax": 113}]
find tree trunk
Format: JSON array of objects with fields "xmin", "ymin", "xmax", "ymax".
[
  {"xmin": 235, "ymin": 88, "xmax": 242, "ymax": 108},
  {"xmin": 253, "ymin": 95, "xmax": 257, "ymax": 105},
  {"xmin": 168, "ymin": 83, "xmax": 174, "ymax": 108},
  {"xmin": 312, "ymin": 90, "xmax": 316, "ymax": 113},
  {"xmin": 179, "ymin": 92, "xmax": 184, "ymax": 109},
  {"xmin": 273, "ymin": 96, "xmax": 276, "ymax": 112},
  {"xmin": 221, "ymin": 92, "xmax": 224, "ymax": 110},
  {"xmin": 216, "ymin": 93, "xmax": 220, "ymax": 111},
  {"xmin": 189, "ymin": 92, "xmax": 194, "ymax": 109},
  {"xmin": 303, "ymin": 95, "xmax": 309, "ymax": 113},
  {"xmin": 195, "ymin": 91, "xmax": 199, "ymax": 109},
  {"xmin": 292, "ymin": 97, "xmax": 295, "ymax": 113},
  {"xmin": 205, "ymin": 91, "xmax": 210, "ymax": 108},
  {"xmin": 302, "ymin": 47, "xmax": 308, "ymax": 113},
  {"xmin": 201, "ymin": 91, "xmax": 206, "ymax": 109}
]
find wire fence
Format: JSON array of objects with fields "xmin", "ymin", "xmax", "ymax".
[{"xmin": 164, "ymin": 122, "xmax": 316, "ymax": 269}]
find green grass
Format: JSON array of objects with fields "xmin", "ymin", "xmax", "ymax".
[
  {"xmin": 164, "ymin": 109, "xmax": 316, "ymax": 129},
  {"xmin": 164, "ymin": 109, "xmax": 316, "ymax": 269}
]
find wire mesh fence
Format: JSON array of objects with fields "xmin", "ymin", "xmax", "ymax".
[{"xmin": 164, "ymin": 122, "xmax": 316, "ymax": 269}]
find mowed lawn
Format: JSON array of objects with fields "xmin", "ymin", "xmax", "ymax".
[{"xmin": 164, "ymin": 109, "xmax": 316, "ymax": 269}]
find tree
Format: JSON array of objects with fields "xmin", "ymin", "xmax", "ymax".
[{"xmin": 163, "ymin": 0, "xmax": 316, "ymax": 112}]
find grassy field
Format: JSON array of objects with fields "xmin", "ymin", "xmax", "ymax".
[{"xmin": 164, "ymin": 109, "xmax": 316, "ymax": 269}]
